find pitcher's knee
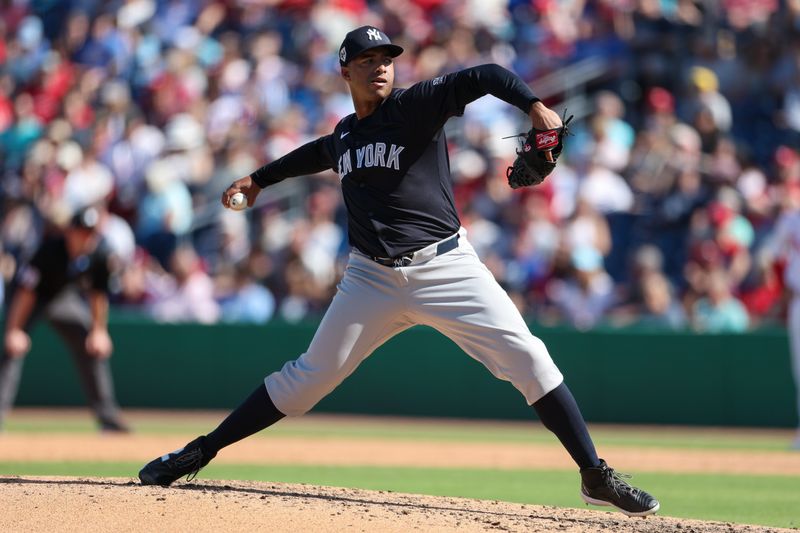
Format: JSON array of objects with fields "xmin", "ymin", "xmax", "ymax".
[
  {"xmin": 263, "ymin": 358, "xmax": 348, "ymax": 417},
  {"xmin": 505, "ymin": 337, "xmax": 564, "ymax": 404},
  {"xmin": 514, "ymin": 369, "xmax": 563, "ymax": 405}
]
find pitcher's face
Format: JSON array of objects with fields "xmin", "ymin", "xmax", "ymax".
[{"xmin": 342, "ymin": 48, "xmax": 395, "ymax": 101}]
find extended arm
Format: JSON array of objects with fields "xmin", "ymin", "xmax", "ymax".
[
  {"xmin": 3, "ymin": 286, "xmax": 36, "ymax": 358},
  {"xmin": 222, "ymin": 136, "xmax": 335, "ymax": 209},
  {"xmin": 451, "ymin": 63, "xmax": 539, "ymax": 114},
  {"xmin": 454, "ymin": 64, "xmax": 563, "ymax": 129},
  {"xmin": 406, "ymin": 64, "xmax": 563, "ymax": 132},
  {"xmin": 85, "ymin": 290, "xmax": 113, "ymax": 358}
]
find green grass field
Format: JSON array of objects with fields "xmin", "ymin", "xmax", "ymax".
[{"xmin": 1, "ymin": 411, "xmax": 798, "ymax": 529}]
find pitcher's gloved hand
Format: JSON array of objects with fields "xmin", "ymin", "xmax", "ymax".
[{"xmin": 506, "ymin": 110, "xmax": 573, "ymax": 189}]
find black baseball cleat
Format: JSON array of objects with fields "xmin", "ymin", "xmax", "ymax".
[
  {"xmin": 580, "ymin": 459, "xmax": 660, "ymax": 517},
  {"xmin": 138, "ymin": 437, "xmax": 216, "ymax": 486}
]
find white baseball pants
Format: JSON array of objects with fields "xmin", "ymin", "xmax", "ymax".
[
  {"xmin": 790, "ymin": 296, "xmax": 800, "ymax": 428},
  {"xmin": 265, "ymin": 228, "xmax": 564, "ymax": 416}
]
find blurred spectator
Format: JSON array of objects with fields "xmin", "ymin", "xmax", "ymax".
[
  {"xmin": 738, "ymin": 257, "xmax": 785, "ymax": 324},
  {"xmin": 217, "ymin": 259, "xmax": 275, "ymax": 325},
  {"xmin": 563, "ymin": 199, "xmax": 612, "ymax": 257},
  {"xmin": 1, "ymin": 93, "xmax": 43, "ymax": 171},
  {"xmin": 302, "ymin": 186, "xmax": 345, "ymax": 287},
  {"xmin": 636, "ymin": 271, "xmax": 688, "ymax": 330},
  {"xmin": 460, "ymin": 203, "xmax": 503, "ymax": 260},
  {"xmin": 506, "ymin": 193, "xmax": 560, "ymax": 295},
  {"xmin": 0, "ymin": 241, "xmax": 8, "ymax": 308},
  {"xmin": 278, "ymin": 222, "xmax": 336, "ymax": 323},
  {"xmin": 136, "ymin": 159, "xmax": 193, "ymax": 268},
  {"xmin": 691, "ymin": 269, "xmax": 750, "ymax": 333},
  {"xmin": 150, "ymin": 245, "xmax": 219, "ymax": 324},
  {"xmin": 612, "ymin": 244, "xmax": 680, "ymax": 325},
  {"xmin": 613, "ymin": 264, "xmax": 687, "ymax": 331},
  {"xmin": 702, "ymin": 187, "xmax": 754, "ymax": 287},
  {"xmin": 545, "ymin": 246, "xmax": 615, "ymax": 330},
  {"xmin": 582, "ymin": 92, "xmax": 634, "ymax": 172},
  {"xmin": 62, "ymin": 150, "xmax": 114, "ymax": 211},
  {"xmin": 680, "ymin": 66, "xmax": 733, "ymax": 151},
  {"xmin": 577, "ymin": 158, "xmax": 635, "ymax": 215}
]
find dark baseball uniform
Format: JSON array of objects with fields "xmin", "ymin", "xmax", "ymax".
[
  {"xmin": 252, "ymin": 64, "xmax": 563, "ymax": 415},
  {"xmin": 0, "ymin": 234, "xmax": 125, "ymax": 430}
]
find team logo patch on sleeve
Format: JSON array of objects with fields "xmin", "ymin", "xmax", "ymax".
[{"xmin": 535, "ymin": 130, "xmax": 559, "ymax": 150}]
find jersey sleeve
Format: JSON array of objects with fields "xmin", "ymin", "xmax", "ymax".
[
  {"xmin": 16, "ymin": 249, "xmax": 44, "ymax": 290},
  {"xmin": 89, "ymin": 247, "xmax": 112, "ymax": 293},
  {"xmin": 398, "ymin": 64, "xmax": 539, "ymax": 131},
  {"xmin": 251, "ymin": 135, "xmax": 336, "ymax": 188}
]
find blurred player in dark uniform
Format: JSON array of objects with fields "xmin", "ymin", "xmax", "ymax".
[{"xmin": 0, "ymin": 206, "xmax": 128, "ymax": 432}]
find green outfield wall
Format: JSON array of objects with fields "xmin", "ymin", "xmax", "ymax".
[{"xmin": 13, "ymin": 319, "xmax": 798, "ymax": 427}]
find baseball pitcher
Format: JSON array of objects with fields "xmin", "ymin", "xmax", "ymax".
[{"xmin": 139, "ymin": 26, "xmax": 659, "ymax": 516}]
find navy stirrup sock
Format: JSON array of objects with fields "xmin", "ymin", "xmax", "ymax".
[
  {"xmin": 203, "ymin": 383, "xmax": 285, "ymax": 454},
  {"xmin": 533, "ymin": 382, "xmax": 600, "ymax": 470}
]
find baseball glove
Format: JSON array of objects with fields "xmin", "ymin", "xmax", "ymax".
[{"xmin": 505, "ymin": 111, "xmax": 573, "ymax": 189}]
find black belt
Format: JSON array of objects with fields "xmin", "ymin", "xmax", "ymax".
[{"xmin": 372, "ymin": 234, "xmax": 460, "ymax": 267}]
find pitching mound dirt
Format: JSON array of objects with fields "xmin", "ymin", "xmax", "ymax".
[{"xmin": 0, "ymin": 476, "xmax": 790, "ymax": 533}]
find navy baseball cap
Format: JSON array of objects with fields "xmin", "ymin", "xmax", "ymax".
[{"xmin": 339, "ymin": 26, "xmax": 403, "ymax": 66}]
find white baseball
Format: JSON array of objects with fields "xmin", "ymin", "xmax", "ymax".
[{"xmin": 230, "ymin": 192, "xmax": 247, "ymax": 211}]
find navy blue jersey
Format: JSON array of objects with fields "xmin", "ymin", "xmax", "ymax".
[
  {"xmin": 252, "ymin": 64, "xmax": 537, "ymax": 258},
  {"xmin": 15, "ymin": 235, "xmax": 111, "ymax": 304}
]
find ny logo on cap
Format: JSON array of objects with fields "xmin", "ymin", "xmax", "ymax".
[
  {"xmin": 339, "ymin": 47, "xmax": 347, "ymax": 63},
  {"xmin": 366, "ymin": 28, "xmax": 382, "ymax": 41}
]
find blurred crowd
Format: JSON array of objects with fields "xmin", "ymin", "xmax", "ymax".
[{"xmin": 1, "ymin": 0, "xmax": 799, "ymax": 332}]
